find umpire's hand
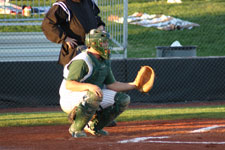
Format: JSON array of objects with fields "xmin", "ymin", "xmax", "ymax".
[{"xmin": 65, "ymin": 36, "xmax": 78, "ymax": 49}]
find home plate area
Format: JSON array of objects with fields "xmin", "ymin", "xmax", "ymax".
[{"xmin": 114, "ymin": 119, "xmax": 225, "ymax": 150}]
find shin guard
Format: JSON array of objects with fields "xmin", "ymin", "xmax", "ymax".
[
  {"xmin": 89, "ymin": 92, "xmax": 130, "ymax": 131},
  {"xmin": 70, "ymin": 91, "xmax": 102, "ymax": 132}
]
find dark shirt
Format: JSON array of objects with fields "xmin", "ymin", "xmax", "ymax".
[{"xmin": 42, "ymin": 0, "xmax": 105, "ymax": 66}]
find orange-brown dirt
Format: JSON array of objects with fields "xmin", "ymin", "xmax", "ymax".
[{"xmin": 1, "ymin": 101, "xmax": 225, "ymax": 150}]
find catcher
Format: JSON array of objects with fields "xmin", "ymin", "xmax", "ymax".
[{"xmin": 59, "ymin": 29, "xmax": 155, "ymax": 138}]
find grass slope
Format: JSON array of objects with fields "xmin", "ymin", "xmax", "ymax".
[{"xmin": 1, "ymin": 105, "xmax": 225, "ymax": 127}]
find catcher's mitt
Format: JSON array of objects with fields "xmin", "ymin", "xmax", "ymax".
[{"xmin": 134, "ymin": 66, "xmax": 155, "ymax": 93}]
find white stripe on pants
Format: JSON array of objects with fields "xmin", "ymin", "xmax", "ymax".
[{"xmin": 100, "ymin": 89, "xmax": 116, "ymax": 109}]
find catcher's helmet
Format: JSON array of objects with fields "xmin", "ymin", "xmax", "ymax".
[{"xmin": 85, "ymin": 29, "xmax": 111, "ymax": 59}]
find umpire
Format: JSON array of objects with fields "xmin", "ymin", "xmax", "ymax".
[{"xmin": 42, "ymin": 0, "xmax": 105, "ymax": 66}]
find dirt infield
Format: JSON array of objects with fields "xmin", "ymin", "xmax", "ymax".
[
  {"xmin": 1, "ymin": 101, "xmax": 225, "ymax": 150},
  {"xmin": 0, "ymin": 119, "xmax": 225, "ymax": 150}
]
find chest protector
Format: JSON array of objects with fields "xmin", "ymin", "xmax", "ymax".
[{"xmin": 63, "ymin": 51, "xmax": 110, "ymax": 88}]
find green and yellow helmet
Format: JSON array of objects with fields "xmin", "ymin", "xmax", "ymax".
[{"xmin": 85, "ymin": 29, "xmax": 111, "ymax": 59}]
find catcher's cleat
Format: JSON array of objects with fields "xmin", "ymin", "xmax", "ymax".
[
  {"xmin": 84, "ymin": 124, "xmax": 108, "ymax": 136},
  {"xmin": 69, "ymin": 128, "xmax": 87, "ymax": 138},
  {"xmin": 106, "ymin": 120, "xmax": 117, "ymax": 127}
]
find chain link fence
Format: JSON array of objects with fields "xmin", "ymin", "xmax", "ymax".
[
  {"xmin": 0, "ymin": 0, "xmax": 225, "ymax": 108},
  {"xmin": 126, "ymin": 0, "xmax": 225, "ymax": 58},
  {"xmin": 1, "ymin": 57, "xmax": 225, "ymax": 108},
  {"xmin": 0, "ymin": 0, "xmax": 128, "ymax": 59}
]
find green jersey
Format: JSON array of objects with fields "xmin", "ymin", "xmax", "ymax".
[{"xmin": 66, "ymin": 52, "xmax": 116, "ymax": 89}]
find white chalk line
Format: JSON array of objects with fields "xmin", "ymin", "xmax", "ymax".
[
  {"xmin": 118, "ymin": 136, "xmax": 169, "ymax": 143},
  {"xmin": 190, "ymin": 125, "xmax": 225, "ymax": 133},
  {"xmin": 146, "ymin": 140, "xmax": 225, "ymax": 145},
  {"xmin": 118, "ymin": 136, "xmax": 225, "ymax": 145},
  {"xmin": 118, "ymin": 125, "xmax": 225, "ymax": 144}
]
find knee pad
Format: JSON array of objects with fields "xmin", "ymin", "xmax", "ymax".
[
  {"xmin": 114, "ymin": 92, "xmax": 130, "ymax": 112},
  {"xmin": 83, "ymin": 91, "xmax": 102, "ymax": 109}
]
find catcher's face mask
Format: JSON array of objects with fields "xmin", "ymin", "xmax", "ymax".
[{"xmin": 85, "ymin": 29, "xmax": 111, "ymax": 59}]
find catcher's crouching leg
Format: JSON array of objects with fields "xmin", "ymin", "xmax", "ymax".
[
  {"xmin": 85, "ymin": 92, "xmax": 130, "ymax": 136},
  {"xmin": 69, "ymin": 91, "xmax": 102, "ymax": 138}
]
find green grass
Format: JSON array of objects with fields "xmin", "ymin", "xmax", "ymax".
[
  {"xmin": 126, "ymin": 1, "xmax": 225, "ymax": 57},
  {"xmin": 0, "ymin": 112, "xmax": 67, "ymax": 127},
  {"xmin": 1, "ymin": 104, "xmax": 225, "ymax": 127},
  {"xmin": 0, "ymin": 0, "xmax": 224, "ymax": 57},
  {"xmin": 118, "ymin": 105, "xmax": 225, "ymax": 121}
]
